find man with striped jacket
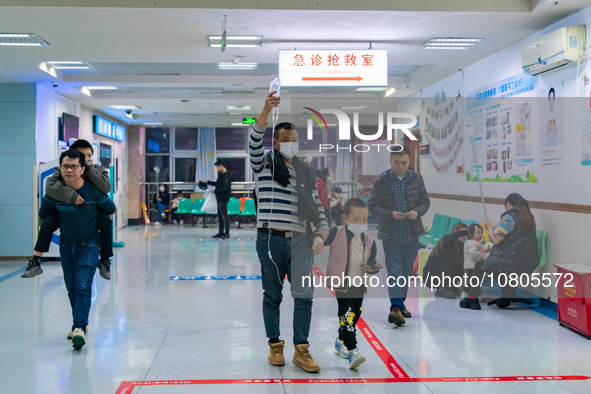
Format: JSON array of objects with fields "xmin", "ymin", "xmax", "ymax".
[{"xmin": 249, "ymin": 92, "xmax": 329, "ymax": 373}]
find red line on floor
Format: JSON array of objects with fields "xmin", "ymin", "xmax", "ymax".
[
  {"xmin": 311, "ymin": 263, "xmax": 410, "ymax": 381},
  {"xmin": 116, "ymin": 375, "xmax": 590, "ymax": 392}
]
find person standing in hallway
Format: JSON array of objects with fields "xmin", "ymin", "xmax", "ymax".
[
  {"xmin": 39, "ymin": 149, "xmax": 116, "ymax": 349},
  {"xmin": 368, "ymin": 146, "xmax": 430, "ymax": 325},
  {"xmin": 200, "ymin": 160, "xmax": 232, "ymax": 238},
  {"xmin": 249, "ymin": 91, "xmax": 329, "ymax": 373}
]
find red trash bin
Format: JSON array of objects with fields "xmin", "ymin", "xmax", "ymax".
[{"xmin": 554, "ymin": 263, "xmax": 591, "ymax": 339}]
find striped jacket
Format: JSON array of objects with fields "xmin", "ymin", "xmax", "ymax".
[{"xmin": 249, "ymin": 123, "xmax": 328, "ymax": 233}]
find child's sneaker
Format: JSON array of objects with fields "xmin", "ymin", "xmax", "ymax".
[
  {"xmin": 21, "ymin": 260, "xmax": 43, "ymax": 278},
  {"xmin": 333, "ymin": 338, "xmax": 349, "ymax": 359},
  {"xmin": 71, "ymin": 328, "xmax": 86, "ymax": 349},
  {"xmin": 348, "ymin": 349, "xmax": 366, "ymax": 369},
  {"xmin": 459, "ymin": 297, "xmax": 481, "ymax": 310}
]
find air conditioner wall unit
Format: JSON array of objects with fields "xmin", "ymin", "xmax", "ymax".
[{"xmin": 521, "ymin": 25, "xmax": 586, "ymax": 76}]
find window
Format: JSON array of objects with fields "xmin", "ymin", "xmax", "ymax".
[
  {"xmin": 216, "ymin": 128, "xmax": 247, "ymax": 150},
  {"xmin": 175, "ymin": 128, "xmax": 198, "ymax": 151},
  {"xmin": 146, "ymin": 128, "xmax": 170, "ymax": 153},
  {"xmin": 175, "ymin": 158, "xmax": 196, "ymax": 182},
  {"xmin": 217, "ymin": 157, "xmax": 246, "ymax": 182},
  {"xmin": 146, "ymin": 155, "xmax": 170, "ymax": 182}
]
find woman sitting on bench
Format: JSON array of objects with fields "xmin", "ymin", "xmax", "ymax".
[{"xmin": 460, "ymin": 193, "xmax": 539, "ymax": 310}]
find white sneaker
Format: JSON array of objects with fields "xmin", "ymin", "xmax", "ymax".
[
  {"xmin": 348, "ymin": 349, "xmax": 366, "ymax": 369},
  {"xmin": 180, "ymin": 219, "xmax": 184, "ymax": 225},
  {"xmin": 173, "ymin": 220, "xmax": 178, "ymax": 224},
  {"xmin": 154, "ymin": 222, "xmax": 162, "ymax": 226},
  {"xmin": 333, "ymin": 338, "xmax": 350, "ymax": 359},
  {"xmin": 71, "ymin": 328, "xmax": 86, "ymax": 349}
]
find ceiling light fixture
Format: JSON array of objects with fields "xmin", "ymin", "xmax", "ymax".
[
  {"xmin": 208, "ymin": 35, "xmax": 263, "ymax": 48},
  {"xmin": 339, "ymin": 106, "xmax": 367, "ymax": 111},
  {"xmin": 218, "ymin": 62, "xmax": 258, "ymax": 70},
  {"xmin": 230, "ymin": 123, "xmax": 250, "ymax": 127},
  {"xmin": 225, "ymin": 105, "xmax": 253, "ymax": 111},
  {"xmin": 355, "ymin": 87, "xmax": 388, "ymax": 92},
  {"xmin": 421, "ymin": 37, "xmax": 482, "ymax": 50},
  {"xmin": 0, "ymin": 33, "xmax": 49, "ymax": 46},
  {"xmin": 110, "ymin": 105, "xmax": 141, "ymax": 110},
  {"xmin": 82, "ymin": 86, "xmax": 117, "ymax": 90},
  {"xmin": 144, "ymin": 122, "xmax": 163, "ymax": 126},
  {"xmin": 384, "ymin": 87, "xmax": 397, "ymax": 97}
]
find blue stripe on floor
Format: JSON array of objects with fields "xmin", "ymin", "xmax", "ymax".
[
  {"xmin": 0, "ymin": 261, "xmax": 48, "ymax": 283},
  {"xmin": 170, "ymin": 275, "xmax": 261, "ymax": 281}
]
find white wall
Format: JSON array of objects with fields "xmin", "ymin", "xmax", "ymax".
[{"xmin": 398, "ymin": 6, "xmax": 591, "ymax": 300}]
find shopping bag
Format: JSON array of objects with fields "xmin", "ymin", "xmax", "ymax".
[{"xmin": 201, "ymin": 190, "xmax": 218, "ymax": 214}]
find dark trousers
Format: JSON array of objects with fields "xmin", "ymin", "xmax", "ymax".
[
  {"xmin": 171, "ymin": 209, "xmax": 184, "ymax": 221},
  {"xmin": 256, "ymin": 231, "xmax": 314, "ymax": 345},
  {"xmin": 468, "ymin": 259, "xmax": 502, "ymax": 298},
  {"xmin": 60, "ymin": 236, "xmax": 99, "ymax": 330},
  {"xmin": 35, "ymin": 212, "xmax": 113, "ymax": 260},
  {"xmin": 217, "ymin": 200, "xmax": 229, "ymax": 235},
  {"xmin": 337, "ymin": 296, "xmax": 363, "ymax": 350},
  {"xmin": 331, "ymin": 208, "xmax": 343, "ymax": 226}
]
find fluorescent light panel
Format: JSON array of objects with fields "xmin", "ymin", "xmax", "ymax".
[
  {"xmin": 110, "ymin": 105, "xmax": 140, "ymax": 110},
  {"xmin": 230, "ymin": 123, "xmax": 250, "ymax": 126},
  {"xmin": 0, "ymin": 33, "xmax": 49, "ymax": 46},
  {"xmin": 340, "ymin": 106, "xmax": 367, "ymax": 111},
  {"xmin": 208, "ymin": 35, "xmax": 262, "ymax": 48},
  {"xmin": 218, "ymin": 62, "xmax": 258, "ymax": 70},
  {"xmin": 83, "ymin": 86, "xmax": 117, "ymax": 90},
  {"xmin": 225, "ymin": 105, "xmax": 253, "ymax": 111},
  {"xmin": 144, "ymin": 122, "xmax": 163, "ymax": 125},
  {"xmin": 355, "ymin": 87, "xmax": 388, "ymax": 92},
  {"xmin": 421, "ymin": 37, "xmax": 482, "ymax": 50}
]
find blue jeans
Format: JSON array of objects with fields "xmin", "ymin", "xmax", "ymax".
[
  {"xmin": 256, "ymin": 231, "xmax": 314, "ymax": 345},
  {"xmin": 383, "ymin": 238, "xmax": 420, "ymax": 311},
  {"xmin": 60, "ymin": 237, "xmax": 99, "ymax": 331},
  {"xmin": 156, "ymin": 202, "xmax": 169, "ymax": 222}
]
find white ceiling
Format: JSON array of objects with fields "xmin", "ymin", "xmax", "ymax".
[{"xmin": 1, "ymin": 0, "xmax": 590, "ymax": 126}]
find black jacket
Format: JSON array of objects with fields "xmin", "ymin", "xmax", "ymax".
[
  {"xmin": 423, "ymin": 229, "xmax": 468, "ymax": 287},
  {"xmin": 208, "ymin": 171, "xmax": 232, "ymax": 202},
  {"xmin": 486, "ymin": 207, "xmax": 539, "ymax": 273},
  {"xmin": 368, "ymin": 169, "xmax": 430, "ymax": 241}
]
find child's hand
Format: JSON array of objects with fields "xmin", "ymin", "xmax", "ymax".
[
  {"xmin": 75, "ymin": 196, "xmax": 85, "ymax": 205},
  {"xmin": 366, "ymin": 263, "xmax": 382, "ymax": 274},
  {"xmin": 312, "ymin": 236, "xmax": 324, "ymax": 255}
]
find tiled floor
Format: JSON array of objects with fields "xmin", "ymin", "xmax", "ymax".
[{"xmin": 1, "ymin": 224, "xmax": 590, "ymax": 393}]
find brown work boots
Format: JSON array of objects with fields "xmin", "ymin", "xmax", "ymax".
[
  {"xmin": 292, "ymin": 344, "xmax": 320, "ymax": 373},
  {"xmin": 267, "ymin": 340, "xmax": 285, "ymax": 366},
  {"xmin": 267, "ymin": 341, "xmax": 320, "ymax": 373}
]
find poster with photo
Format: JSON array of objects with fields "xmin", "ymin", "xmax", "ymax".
[
  {"xmin": 538, "ymin": 79, "xmax": 564, "ymax": 166},
  {"xmin": 465, "ymin": 74, "xmax": 538, "ymax": 183}
]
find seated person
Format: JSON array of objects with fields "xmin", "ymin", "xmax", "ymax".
[
  {"xmin": 153, "ymin": 184, "xmax": 170, "ymax": 226},
  {"xmin": 422, "ymin": 222, "xmax": 468, "ymax": 298},
  {"xmin": 460, "ymin": 193, "xmax": 539, "ymax": 310},
  {"xmin": 171, "ymin": 191, "xmax": 186, "ymax": 224}
]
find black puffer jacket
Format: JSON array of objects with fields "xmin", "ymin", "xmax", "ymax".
[
  {"xmin": 208, "ymin": 171, "xmax": 232, "ymax": 202},
  {"xmin": 487, "ymin": 207, "xmax": 539, "ymax": 273},
  {"xmin": 368, "ymin": 169, "xmax": 430, "ymax": 241}
]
